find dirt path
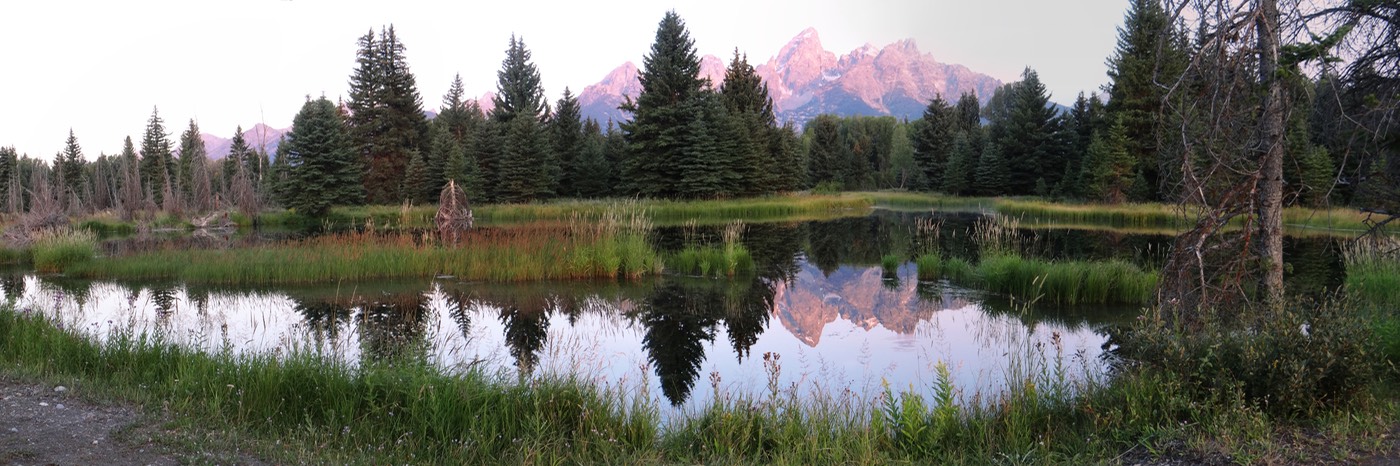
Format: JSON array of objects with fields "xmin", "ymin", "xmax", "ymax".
[{"xmin": 0, "ymin": 377, "xmax": 178, "ymax": 466}]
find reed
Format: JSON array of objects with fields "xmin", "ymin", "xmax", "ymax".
[
  {"xmin": 1343, "ymin": 236, "xmax": 1400, "ymax": 308},
  {"xmin": 68, "ymin": 205, "xmax": 663, "ymax": 284},
  {"xmin": 29, "ymin": 227, "xmax": 97, "ymax": 273},
  {"xmin": 881, "ymin": 254, "xmax": 901, "ymax": 279},
  {"xmin": 974, "ymin": 253, "xmax": 1157, "ymax": 305},
  {"xmin": 915, "ymin": 253, "xmax": 942, "ymax": 281},
  {"xmin": 665, "ymin": 220, "xmax": 754, "ymax": 277},
  {"xmin": 0, "ymin": 303, "xmax": 1388, "ymax": 464}
]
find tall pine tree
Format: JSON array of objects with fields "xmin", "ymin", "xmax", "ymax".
[
  {"xmin": 490, "ymin": 35, "xmax": 554, "ymax": 202},
  {"xmin": 1104, "ymin": 0, "xmax": 1189, "ymax": 201},
  {"xmin": 912, "ymin": 96, "xmax": 955, "ymax": 191},
  {"xmin": 622, "ymin": 11, "xmax": 730, "ymax": 199},
  {"xmin": 720, "ymin": 50, "xmax": 778, "ymax": 195},
  {"xmin": 139, "ymin": 107, "xmax": 175, "ymax": 205},
  {"xmin": 347, "ymin": 25, "xmax": 429, "ymax": 205},
  {"xmin": 549, "ymin": 87, "xmax": 584, "ymax": 197}
]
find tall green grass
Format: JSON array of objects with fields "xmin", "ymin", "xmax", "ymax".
[
  {"xmin": 665, "ymin": 221, "xmax": 754, "ymax": 278},
  {"xmin": 1344, "ymin": 236, "xmax": 1400, "ymax": 309},
  {"xmin": 30, "ymin": 227, "xmax": 97, "ymax": 273},
  {"xmin": 977, "ymin": 254, "xmax": 1158, "ymax": 306},
  {"xmin": 67, "ymin": 206, "xmax": 662, "ymax": 284},
  {"xmin": 0, "ymin": 303, "xmax": 1389, "ymax": 464}
]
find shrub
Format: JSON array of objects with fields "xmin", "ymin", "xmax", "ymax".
[{"xmin": 1113, "ymin": 302, "xmax": 1380, "ymax": 417}]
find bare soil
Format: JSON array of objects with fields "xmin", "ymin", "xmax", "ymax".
[{"xmin": 0, "ymin": 376, "xmax": 178, "ymax": 465}]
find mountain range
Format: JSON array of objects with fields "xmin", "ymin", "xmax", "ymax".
[
  {"xmin": 200, "ymin": 28, "xmax": 1003, "ymax": 159},
  {"xmin": 578, "ymin": 27, "xmax": 1003, "ymax": 126}
]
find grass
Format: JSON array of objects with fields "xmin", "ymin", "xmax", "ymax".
[
  {"xmin": 1344, "ymin": 236, "xmax": 1400, "ymax": 309},
  {"xmin": 66, "ymin": 206, "xmax": 662, "ymax": 284},
  {"xmin": 976, "ymin": 254, "xmax": 1158, "ymax": 306},
  {"xmin": 665, "ymin": 220, "xmax": 755, "ymax": 278},
  {"xmin": 30, "ymin": 227, "xmax": 97, "ymax": 273},
  {"xmin": 2, "ymin": 302, "xmax": 1391, "ymax": 464},
  {"xmin": 995, "ymin": 198, "xmax": 1398, "ymax": 236},
  {"xmin": 910, "ymin": 217, "xmax": 1159, "ymax": 305}
]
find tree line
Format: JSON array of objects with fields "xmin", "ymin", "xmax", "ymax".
[{"xmin": 1, "ymin": 4, "xmax": 1392, "ymax": 221}]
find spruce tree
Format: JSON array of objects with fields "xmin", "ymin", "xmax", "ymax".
[
  {"xmin": 490, "ymin": 35, "xmax": 554, "ymax": 200},
  {"xmin": 176, "ymin": 120, "xmax": 209, "ymax": 210},
  {"xmin": 0, "ymin": 146, "xmax": 15, "ymax": 212},
  {"xmin": 602, "ymin": 120, "xmax": 627, "ymax": 194},
  {"xmin": 403, "ymin": 150, "xmax": 430, "ymax": 204},
  {"xmin": 974, "ymin": 141, "xmax": 1009, "ymax": 195},
  {"xmin": 805, "ymin": 114, "xmax": 843, "ymax": 187},
  {"xmin": 549, "ymin": 87, "xmax": 584, "ymax": 197},
  {"xmin": 912, "ymin": 96, "xmax": 955, "ymax": 190},
  {"xmin": 769, "ymin": 122, "xmax": 804, "ymax": 192},
  {"xmin": 995, "ymin": 69, "xmax": 1063, "ymax": 195},
  {"xmin": 139, "ymin": 107, "xmax": 175, "ymax": 205},
  {"xmin": 347, "ymin": 25, "xmax": 429, "ymax": 205},
  {"xmin": 943, "ymin": 131, "xmax": 976, "ymax": 195},
  {"xmin": 621, "ymin": 11, "xmax": 725, "ymax": 199},
  {"xmin": 573, "ymin": 119, "xmax": 612, "ymax": 198},
  {"xmin": 1080, "ymin": 118, "xmax": 1135, "ymax": 203},
  {"xmin": 1105, "ymin": 0, "xmax": 1189, "ymax": 201},
  {"xmin": 58, "ymin": 130, "xmax": 86, "ymax": 206},
  {"xmin": 720, "ymin": 50, "xmax": 778, "ymax": 195},
  {"xmin": 285, "ymin": 97, "xmax": 364, "ymax": 218}
]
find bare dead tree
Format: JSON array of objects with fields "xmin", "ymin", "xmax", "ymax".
[
  {"xmin": 1156, "ymin": 0, "xmax": 1295, "ymax": 320},
  {"xmin": 436, "ymin": 179, "xmax": 473, "ymax": 245}
]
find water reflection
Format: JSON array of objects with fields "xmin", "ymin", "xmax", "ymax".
[{"xmin": 6, "ymin": 212, "xmax": 1353, "ymax": 412}]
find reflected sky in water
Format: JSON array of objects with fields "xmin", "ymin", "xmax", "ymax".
[{"xmin": 2, "ymin": 211, "xmax": 1345, "ymax": 412}]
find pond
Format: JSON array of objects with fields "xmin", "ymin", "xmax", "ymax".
[{"xmin": 2, "ymin": 210, "xmax": 1349, "ymax": 412}]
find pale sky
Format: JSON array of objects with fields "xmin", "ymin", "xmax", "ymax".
[{"xmin": 0, "ymin": 0, "xmax": 1127, "ymax": 159}]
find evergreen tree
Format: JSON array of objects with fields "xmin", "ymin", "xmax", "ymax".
[
  {"xmin": 954, "ymin": 92, "xmax": 982, "ymax": 134},
  {"xmin": 0, "ymin": 146, "xmax": 15, "ymax": 212},
  {"xmin": 139, "ymin": 107, "xmax": 175, "ymax": 205},
  {"xmin": 805, "ymin": 114, "xmax": 843, "ymax": 187},
  {"xmin": 549, "ymin": 87, "xmax": 584, "ymax": 197},
  {"xmin": 490, "ymin": 36, "xmax": 554, "ymax": 200},
  {"xmin": 769, "ymin": 122, "xmax": 804, "ymax": 192},
  {"xmin": 573, "ymin": 119, "xmax": 612, "ymax": 198},
  {"xmin": 285, "ymin": 97, "xmax": 364, "ymax": 218},
  {"xmin": 602, "ymin": 120, "xmax": 627, "ymax": 193},
  {"xmin": 403, "ymin": 150, "xmax": 430, "ymax": 204},
  {"xmin": 117, "ymin": 137, "xmax": 143, "ymax": 214},
  {"xmin": 621, "ymin": 11, "xmax": 728, "ymax": 199},
  {"xmin": 995, "ymin": 68, "xmax": 1064, "ymax": 195},
  {"xmin": 176, "ymin": 120, "xmax": 209, "ymax": 210},
  {"xmin": 912, "ymin": 96, "xmax": 955, "ymax": 190},
  {"xmin": 494, "ymin": 115, "xmax": 552, "ymax": 203},
  {"xmin": 943, "ymin": 131, "xmax": 976, "ymax": 195},
  {"xmin": 720, "ymin": 50, "xmax": 778, "ymax": 195},
  {"xmin": 492, "ymin": 35, "xmax": 549, "ymax": 124},
  {"xmin": 974, "ymin": 141, "xmax": 1009, "ymax": 195},
  {"xmin": 347, "ymin": 25, "xmax": 429, "ymax": 204},
  {"xmin": 1080, "ymin": 119, "xmax": 1136, "ymax": 203},
  {"xmin": 57, "ymin": 129, "xmax": 86, "ymax": 206},
  {"xmin": 439, "ymin": 126, "xmax": 483, "ymax": 201},
  {"xmin": 1105, "ymin": 0, "xmax": 1189, "ymax": 201}
]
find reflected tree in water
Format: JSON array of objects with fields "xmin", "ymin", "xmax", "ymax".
[
  {"xmin": 640, "ymin": 280, "xmax": 719, "ymax": 405},
  {"xmin": 723, "ymin": 277, "xmax": 776, "ymax": 363},
  {"xmin": 294, "ymin": 297, "xmax": 356, "ymax": 350},
  {"xmin": 358, "ymin": 293, "xmax": 431, "ymax": 364},
  {"xmin": 1, "ymin": 273, "xmax": 25, "ymax": 303},
  {"xmin": 498, "ymin": 301, "xmax": 551, "ymax": 377}
]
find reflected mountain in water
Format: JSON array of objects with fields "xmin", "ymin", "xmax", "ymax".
[{"xmin": 773, "ymin": 262, "xmax": 972, "ymax": 346}]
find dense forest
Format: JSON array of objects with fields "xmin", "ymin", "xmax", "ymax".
[{"xmin": 0, "ymin": 1, "xmax": 1393, "ymax": 220}]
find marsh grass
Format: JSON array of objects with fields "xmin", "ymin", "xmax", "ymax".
[
  {"xmin": 1344, "ymin": 236, "xmax": 1400, "ymax": 309},
  {"xmin": 0, "ymin": 301, "xmax": 1391, "ymax": 464},
  {"xmin": 30, "ymin": 227, "xmax": 96, "ymax": 273},
  {"xmin": 67, "ymin": 205, "xmax": 662, "ymax": 284}
]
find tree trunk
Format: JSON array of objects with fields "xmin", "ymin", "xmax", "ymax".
[{"xmin": 1255, "ymin": 0, "xmax": 1286, "ymax": 307}]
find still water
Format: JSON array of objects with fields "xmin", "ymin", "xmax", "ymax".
[{"xmin": 2, "ymin": 210, "xmax": 1346, "ymax": 411}]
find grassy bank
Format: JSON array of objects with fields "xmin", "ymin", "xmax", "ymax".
[
  {"xmin": 916, "ymin": 251, "xmax": 1157, "ymax": 305},
  {"xmin": 2, "ymin": 303, "xmax": 1391, "ymax": 464},
  {"xmin": 995, "ymin": 198, "xmax": 1396, "ymax": 235},
  {"xmin": 67, "ymin": 209, "xmax": 660, "ymax": 284}
]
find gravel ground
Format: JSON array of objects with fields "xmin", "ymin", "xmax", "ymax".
[{"xmin": 0, "ymin": 377, "xmax": 179, "ymax": 466}]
